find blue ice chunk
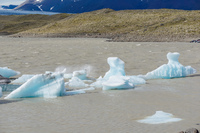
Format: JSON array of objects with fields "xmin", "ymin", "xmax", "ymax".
[
  {"xmin": 145, "ymin": 52, "xmax": 196, "ymax": 79},
  {"xmin": 103, "ymin": 57, "xmax": 125, "ymax": 80},
  {"xmin": 137, "ymin": 111, "xmax": 182, "ymax": 124},
  {"xmin": 4, "ymin": 72, "xmax": 66, "ymax": 99},
  {"xmin": 0, "ymin": 67, "xmax": 20, "ymax": 78}
]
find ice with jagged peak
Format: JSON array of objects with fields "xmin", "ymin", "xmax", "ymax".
[
  {"xmin": 5, "ymin": 72, "xmax": 66, "ymax": 99},
  {"xmin": 0, "ymin": 87, "xmax": 2, "ymax": 98},
  {"xmin": 91, "ymin": 57, "xmax": 146, "ymax": 90},
  {"xmin": 145, "ymin": 52, "xmax": 196, "ymax": 79},
  {"xmin": 103, "ymin": 57, "xmax": 125, "ymax": 80},
  {"xmin": 102, "ymin": 76, "xmax": 134, "ymax": 90},
  {"xmin": 12, "ymin": 75, "xmax": 35, "ymax": 84},
  {"xmin": 137, "ymin": 111, "xmax": 182, "ymax": 124},
  {"xmin": 0, "ymin": 67, "xmax": 20, "ymax": 78},
  {"xmin": 67, "ymin": 77, "xmax": 89, "ymax": 89}
]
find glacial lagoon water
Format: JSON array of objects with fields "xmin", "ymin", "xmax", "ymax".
[
  {"xmin": 1, "ymin": 37, "xmax": 200, "ymax": 133},
  {"xmin": 0, "ymin": 9, "xmax": 59, "ymax": 15}
]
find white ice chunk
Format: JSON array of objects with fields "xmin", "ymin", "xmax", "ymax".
[
  {"xmin": 0, "ymin": 87, "xmax": 2, "ymax": 98},
  {"xmin": 72, "ymin": 69, "xmax": 87, "ymax": 80},
  {"xmin": 145, "ymin": 52, "xmax": 196, "ymax": 79},
  {"xmin": 102, "ymin": 76, "xmax": 134, "ymax": 90},
  {"xmin": 68, "ymin": 77, "xmax": 89, "ymax": 89},
  {"xmin": 0, "ymin": 67, "xmax": 20, "ymax": 78},
  {"xmin": 64, "ymin": 73, "xmax": 73, "ymax": 79},
  {"xmin": 5, "ymin": 72, "xmax": 65, "ymax": 99},
  {"xmin": 137, "ymin": 111, "xmax": 182, "ymax": 124},
  {"xmin": 12, "ymin": 74, "xmax": 34, "ymax": 84},
  {"xmin": 103, "ymin": 57, "xmax": 125, "ymax": 80}
]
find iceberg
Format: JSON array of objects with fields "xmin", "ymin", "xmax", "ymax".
[
  {"xmin": 5, "ymin": 72, "xmax": 66, "ymax": 99},
  {"xmin": 137, "ymin": 111, "xmax": 182, "ymax": 124},
  {"xmin": 145, "ymin": 52, "xmax": 196, "ymax": 79},
  {"xmin": 0, "ymin": 67, "xmax": 20, "ymax": 78},
  {"xmin": 103, "ymin": 57, "xmax": 125, "ymax": 80},
  {"xmin": 102, "ymin": 76, "xmax": 134, "ymax": 90},
  {"xmin": 12, "ymin": 74, "xmax": 34, "ymax": 84},
  {"xmin": 91, "ymin": 57, "xmax": 146, "ymax": 90}
]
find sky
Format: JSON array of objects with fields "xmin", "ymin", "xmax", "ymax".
[{"xmin": 0, "ymin": 0, "xmax": 26, "ymax": 5}]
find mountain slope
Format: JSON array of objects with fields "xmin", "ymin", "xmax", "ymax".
[
  {"xmin": 14, "ymin": 9, "xmax": 200, "ymax": 42},
  {"xmin": 15, "ymin": 0, "xmax": 200, "ymax": 13}
]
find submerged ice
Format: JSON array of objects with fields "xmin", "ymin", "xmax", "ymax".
[
  {"xmin": 5, "ymin": 72, "xmax": 66, "ymax": 99},
  {"xmin": 145, "ymin": 52, "xmax": 196, "ymax": 79},
  {"xmin": 137, "ymin": 111, "xmax": 182, "ymax": 124},
  {"xmin": 0, "ymin": 67, "xmax": 20, "ymax": 78}
]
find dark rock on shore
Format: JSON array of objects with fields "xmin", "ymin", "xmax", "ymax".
[
  {"xmin": 179, "ymin": 128, "xmax": 199, "ymax": 133},
  {"xmin": 190, "ymin": 39, "xmax": 200, "ymax": 43}
]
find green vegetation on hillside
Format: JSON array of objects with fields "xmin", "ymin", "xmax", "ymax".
[
  {"xmin": 0, "ymin": 13, "xmax": 70, "ymax": 35},
  {"xmin": 1, "ymin": 9, "xmax": 200, "ymax": 41}
]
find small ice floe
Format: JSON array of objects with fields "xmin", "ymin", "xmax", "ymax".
[
  {"xmin": 67, "ymin": 77, "xmax": 89, "ymax": 89},
  {"xmin": 102, "ymin": 76, "xmax": 134, "ymax": 90},
  {"xmin": 0, "ymin": 67, "xmax": 20, "ymax": 78},
  {"xmin": 90, "ymin": 76, "xmax": 104, "ymax": 88},
  {"xmin": 65, "ymin": 89, "xmax": 85, "ymax": 96},
  {"xmin": 5, "ymin": 72, "xmax": 66, "ymax": 99},
  {"xmin": 137, "ymin": 111, "xmax": 182, "ymax": 124},
  {"xmin": 91, "ymin": 57, "xmax": 146, "ymax": 90},
  {"xmin": 144, "ymin": 52, "xmax": 196, "ymax": 79},
  {"xmin": 72, "ymin": 69, "xmax": 88, "ymax": 80},
  {"xmin": 12, "ymin": 74, "xmax": 34, "ymax": 84}
]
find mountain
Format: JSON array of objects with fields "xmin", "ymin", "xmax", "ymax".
[
  {"xmin": 2, "ymin": 5, "xmax": 18, "ymax": 9},
  {"xmin": 15, "ymin": 0, "xmax": 200, "ymax": 13}
]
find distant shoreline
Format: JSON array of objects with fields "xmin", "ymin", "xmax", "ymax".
[{"xmin": 9, "ymin": 32, "xmax": 198, "ymax": 42}]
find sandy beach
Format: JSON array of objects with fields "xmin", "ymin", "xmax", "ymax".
[{"xmin": 1, "ymin": 37, "xmax": 200, "ymax": 133}]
